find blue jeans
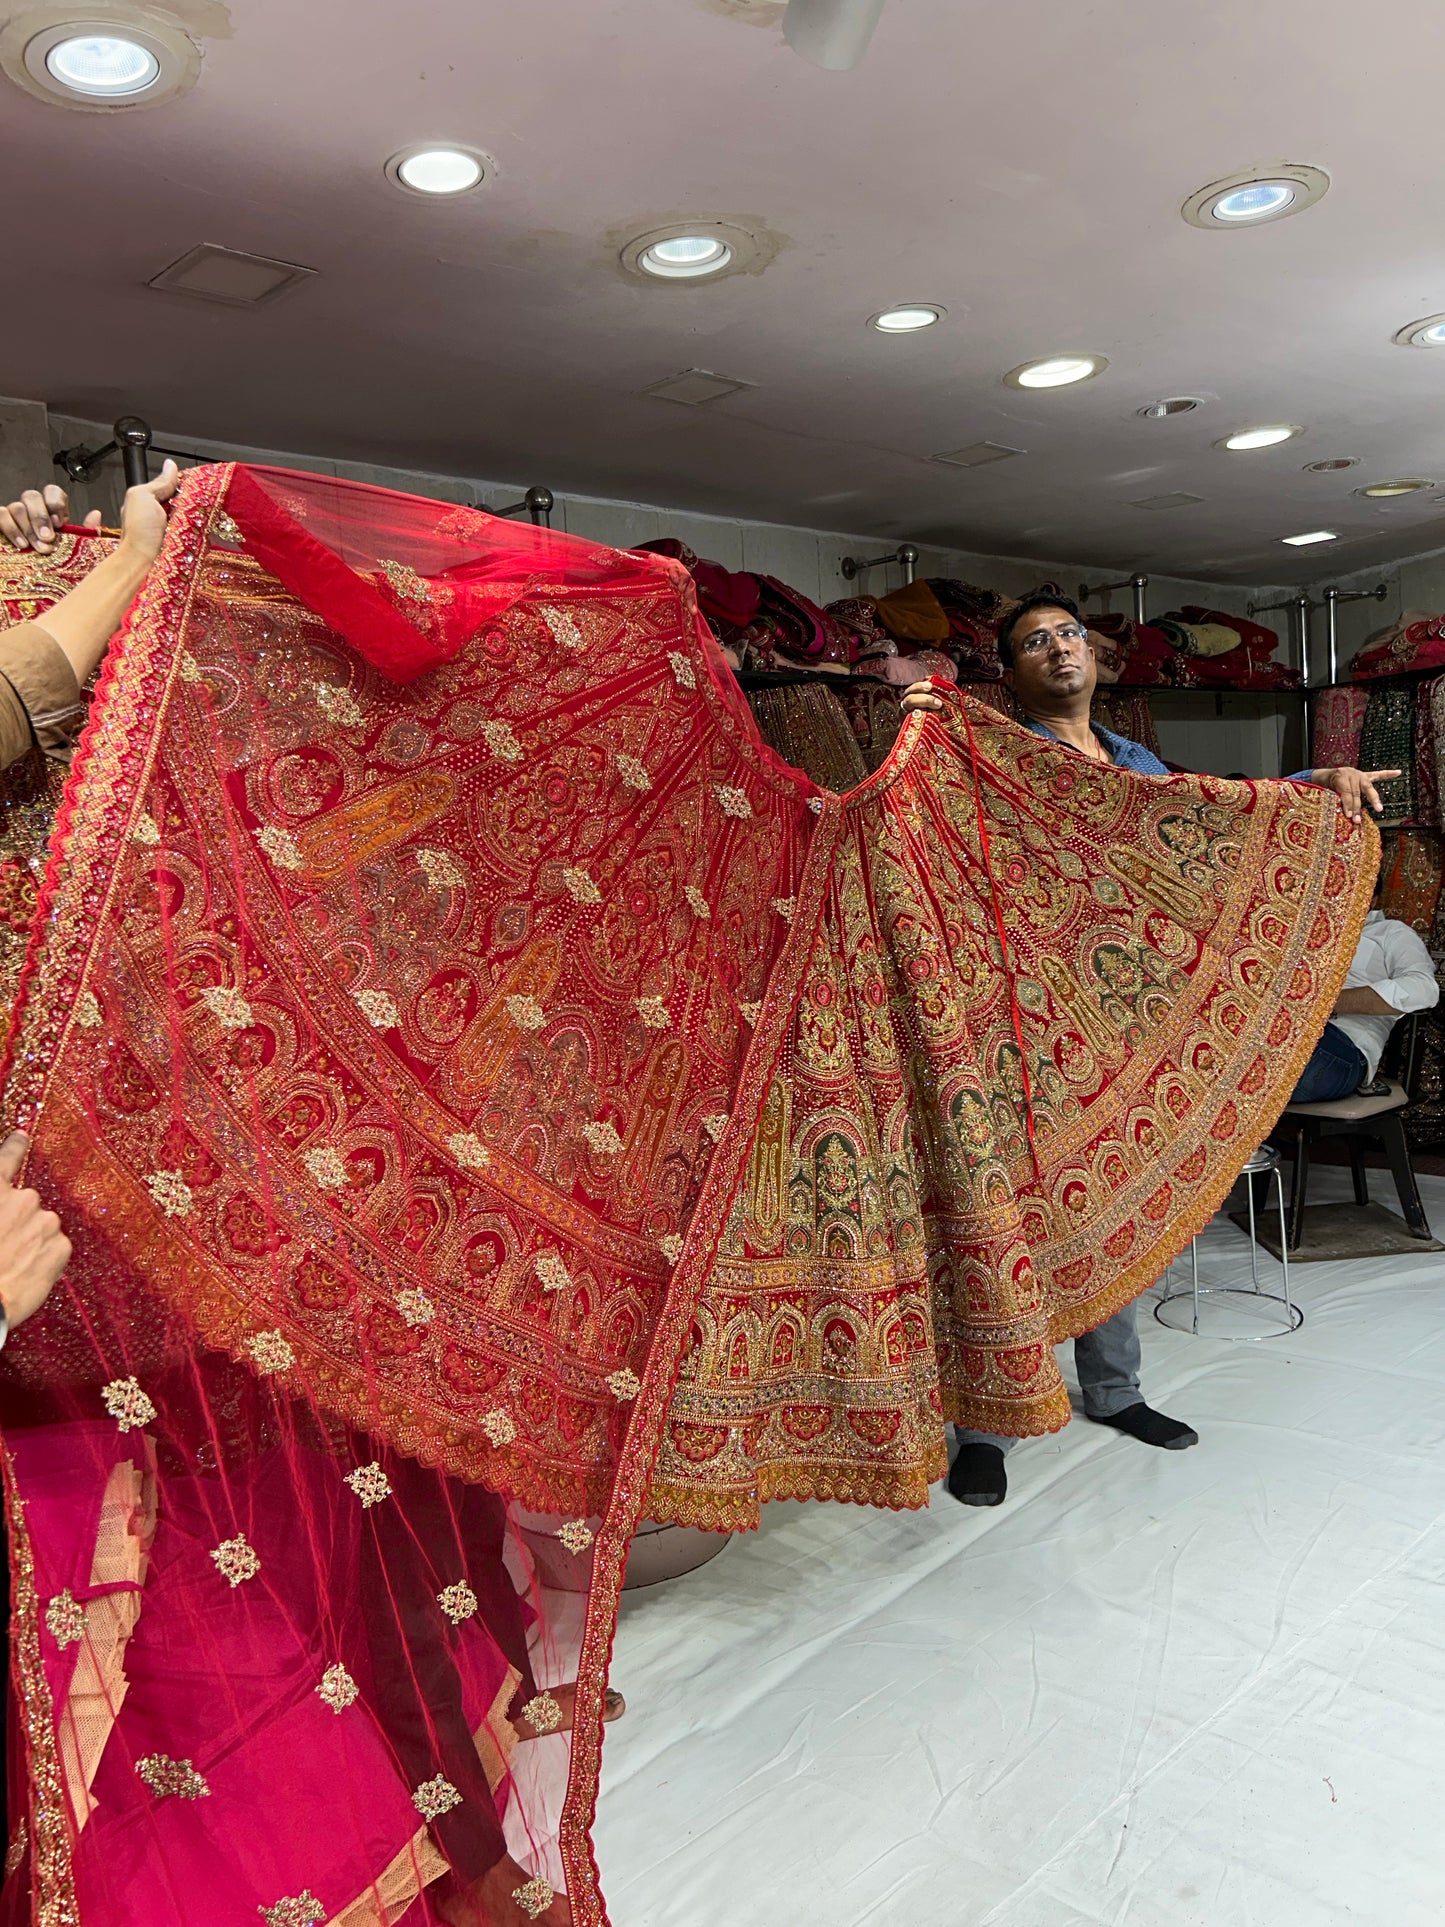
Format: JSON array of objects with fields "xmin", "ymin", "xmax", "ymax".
[
  {"xmin": 1290, "ymin": 1021, "xmax": 1367, "ymax": 1102},
  {"xmin": 956, "ymin": 1301, "xmax": 1143, "ymax": 1451}
]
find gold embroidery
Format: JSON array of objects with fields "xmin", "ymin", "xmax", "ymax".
[
  {"xmin": 211, "ymin": 1534, "xmax": 261, "ymax": 1586},
  {"xmin": 209, "ymin": 509, "xmax": 244, "ymax": 546},
  {"xmin": 102, "ymin": 1377, "xmax": 156, "ymax": 1432},
  {"xmin": 504, "ymin": 993, "xmax": 546, "ymax": 1030},
  {"xmin": 582, "ymin": 1120, "xmax": 623, "ymax": 1154},
  {"xmin": 481, "ymin": 1408, "xmax": 517, "ymax": 1446},
  {"xmin": 353, "ymin": 987, "xmax": 400, "ymax": 1028},
  {"xmin": 520, "ymin": 1690, "xmax": 562, "ymax": 1734},
  {"xmin": 246, "ymin": 1330, "xmax": 295, "ymax": 1374},
  {"xmin": 481, "ymin": 718, "xmax": 524, "ymax": 763},
  {"xmin": 561, "ymin": 865, "xmax": 601, "ymax": 905},
  {"xmin": 75, "ymin": 989, "xmax": 102, "ymax": 1028},
  {"xmin": 634, "ymin": 995, "xmax": 670, "ymax": 1030},
  {"xmin": 178, "ymin": 652, "xmax": 204, "ymax": 682},
  {"xmin": 317, "ymin": 1662, "xmax": 359, "ymax": 1713},
  {"xmin": 144, "ymin": 1169, "xmax": 194, "ymax": 1218},
  {"xmin": 616, "ymin": 753, "xmax": 652, "ymax": 792},
  {"xmin": 539, "ymin": 604, "xmax": 584, "ymax": 651},
  {"xmin": 684, "ymin": 884, "xmax": 711, "ymax": 919},
  {"xmin": 44, "ymin": 1590, "xmax": 85, "ymax": 1650},
  {"xmin": 412, "ymin": 1775, "xmax": 463, "ymax": 1821},
  {"xmin": 556, "ymin": 1519, "xmax": 594, "ymax": 1554},
  {"xmin": 668, "ymin": 651, "xmax": 696, "ymax": 690},
  {"xmin": 657, "ymin": 1234, "xmax": 684, "ymax": 1264},
  {"xmin": 739, "ymin": 1001, "xmax": 761, "ymax": 1026},
  {"xmin": 396, "ymin": 1288, "xmax": 435, "ymax": 1328},
  {"xmin": 535, "ymin": 1250, "xmax": 571, "ymax": 1293},
  {"xmin": 714, "ymin": 784, "xmax": 753, "ymax": 818},
  {"xmin": 256, "ymin": 823, "xmax": 304, "ymax": 870},
  {"xmin": 131, "ymin": 813, "xmax": 161, "ymax": 847},
  {"xmin": 436, "ymin": 1581, "xmax": 478, "ymax": 1624},
  {"xmin": 303, "ymin": 1146, "xmax": 348, "ymax": 1189},
  {"xmin": 201, "ymin": 985, "xmax": 253, "ymax": 1030},
  {"xmin": 606, "ymin": 1368, "xmax": 641, "ymax": 1402},
  {"xmin": 770, "ymin": 896, "xmax": 796, "ymax": 923},
  {"xmin": 447, "ymin": 1132, "xmax": 491, "ymax": 1170},
  {"xmin": 417, "ymin": 846, "xmax": 465, "ymax": 889},
  {"xmin": 259, "ymin": 1893, "xmax": 326, "ymax": 1927},
  {"xmin": 3, "ymin": 1818, "xmax": 25, "ymax": 1878},
  {"xmin": 136, "ymin": 1754, "xmax": 210, "ymax": 1800},
  {"xmin": 512, "ymin": 1876, "xmax": 557, "ymax": 1919},
  {"xmin": 345, "ymin": 1464, "xmax": 392, "ymax": 1508},
  {"xmin": 702, "ymin": 1114, "xmax": 729, "ymax": 1143},
  {"xmin": 378, "ymin": 558, "xmax": 433, "ymax": 609},
  {"xmin": 315, "ymin": 683, "xmax": 364, "ymax": 727}
]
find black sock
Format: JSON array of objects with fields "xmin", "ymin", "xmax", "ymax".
[
  {"xmin": 1090, "ymin": 1402, "xmax": 1198, "ymax": 1450},
  {"xmin": 947, "ymin": 1442, "xmax": 1008, "ymax": 1506}
]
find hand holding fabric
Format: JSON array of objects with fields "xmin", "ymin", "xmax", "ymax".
[{"xmin": 0, "ymin": 1130, "xmax": 70, "ymax": 1330}]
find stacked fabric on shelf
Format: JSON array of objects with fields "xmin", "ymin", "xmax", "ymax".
[
  {"xmin": 1163, "ymin": 607, "xmax": 1301, "ymax": 689},
  {"xmin": 1349, "ymin": 609, "xmax": 1445, "ymax": 680},
  {"xmin": 1089, "ymin": 612, "xmax": 1180, "ymax": 687}
]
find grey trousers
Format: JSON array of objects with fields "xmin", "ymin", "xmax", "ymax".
[{"xmin": 955, "ymin": 1300, "xmax": 1142, "ymax": 1454}]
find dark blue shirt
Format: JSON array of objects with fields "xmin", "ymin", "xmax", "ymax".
[{"xmin": 1023, "ymin": 717, "xmax": 1311, "ymax": 783}]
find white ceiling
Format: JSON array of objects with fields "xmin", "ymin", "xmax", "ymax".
[{"xmin": 6, "ymin": 0, "xmax": 1445, "ymax": 582}]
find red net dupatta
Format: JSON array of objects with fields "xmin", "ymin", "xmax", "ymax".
[{"xmin": 0, "ymin": 463, "xmax": 816, "ymax": 1925}]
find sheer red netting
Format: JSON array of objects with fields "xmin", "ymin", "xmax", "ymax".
[{"xmin": 0, "ymin": 464, "xmax": 811, "ymax": 1927}]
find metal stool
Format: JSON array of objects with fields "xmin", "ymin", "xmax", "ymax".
[{"xmin": 1154, "ymin": 1146, "xmax": 1303, "ymax": 1339}]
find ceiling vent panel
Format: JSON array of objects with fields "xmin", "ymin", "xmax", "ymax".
[
  {"xmin": 148, "ymin": 244, "xmax": 318, "ymax": 306},
  {"xmin": 932, "ymin": 441, "xmax": 1025, "ymax": 468},
  {"xmin": 1128, "ymin": 492, "xmax": 1206, "ymax": 512},
  {"xmin": 642, "ymin": 368, "xmax": 754, "ymax": 406}
]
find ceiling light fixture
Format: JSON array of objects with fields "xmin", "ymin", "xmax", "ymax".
[
  {"xmin": 1358, "ymin": 479, "xmax": 1431, "ymax": 498},
  {"xmin": 1281, "ymin": 529, "xmax": 1338, "ymax": 546},
  {"xmin": 783, "ymin": 0, "xmax": 888, "ymax": 70},
  {"xmin": 1393, "ymin": 313, "xmax": 1445, "ymax": 349},
  {"xmin": 619, "ymin": 220, "xmax": 768, "ymax": 286},
  {"xmin": 385, "ymin": 146, "xmax": 490, "ymax": 196},
  {"xmin": 871, "ymin": 304, "xmax": 944, "ymax": 333},
  {"xmin": 1137, "ymin": 397, "xmax": 1202, "ymax": 418},
  {"xmin": 1005, "ymin": 354, "xmax": 1108, "ymax": 391},
  {"xmin": 1219, "ymin": 424, "xmax": 1301, "ymax": 451},
  {"xmin": 1182, "ymin": 163, "xmax": 1329, "ymax": 230},
  {"xmin": 1304, "ymin": 457, "xmax": 1358, "ymax": 473},
  {"xmin": 14, "ymin": 17, "xmax": 198, "ymax": 107}
]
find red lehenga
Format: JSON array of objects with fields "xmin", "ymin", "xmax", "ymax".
[{"xmin": 0, "ymin": 466, "xmax": 1372, "ymax": 1925}]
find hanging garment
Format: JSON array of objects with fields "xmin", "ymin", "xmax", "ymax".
[
  {"xmin": 837, "ymin": 679, "xmax": 903, "ymax": 774},
  {"xmin": 1378, "ymin": 829, "xmax": 1444, "ymax": 939},
  {"xmin": 1358, "ymin": 682, "xmax": 1419, "ymax": 824},
  {"xmin": 0, "ymin": 465, "xmax": 1375, "ymax": 1920},
  {"xmin": 747, "ymin": 680, "xmax": 870, "ymax": 792},
  {"xmin": 1312, "ymin": 685, "xmax": 1369, "ymax": 772}
]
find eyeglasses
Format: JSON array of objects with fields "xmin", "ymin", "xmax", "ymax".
[{"xmin": 1013, "ymin": 622, "xmax": 1089, "ymax": 657}]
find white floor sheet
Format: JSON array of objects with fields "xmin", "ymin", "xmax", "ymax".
[{"xmin": 595, "ymin": 1169, "xmax": 1445, "ymax": 1925}]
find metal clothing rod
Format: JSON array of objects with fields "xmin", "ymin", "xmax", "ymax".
[
  {"xmin": 1077, "ymin": 572, "xmax": 1148, "ymax": 625},
  {"xmin": 492, "ymin": 487, "xmax": 555, "ymax": 528},
  {"xmin": 1249, "ymin": 592, "xmax": 1315, "ymax": 688},
  {"xmin": 1320, "ymin": 583, "xmax": 1388, "ymax": 685},
  {"xmin": 54, "ymin": 415, "xmax": 204, "ymax": 487},
  {"xmin": 840, "ymin": 542, "xmax": 918, "ymax": 585}
]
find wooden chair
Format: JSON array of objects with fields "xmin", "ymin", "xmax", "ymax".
[{"xmin": 1280, "ymin": 1014, "xmax": 1432, "ymax": 1251}]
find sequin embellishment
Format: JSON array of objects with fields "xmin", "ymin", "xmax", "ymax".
[
  {"xmin": 520, "ymin": 1690, "xmax": 563, "ymax": 1734},
  {"xmin": 44, "ymin": 1591, "xmax": 85, "ymax": 1650},
  {"xmin": 211, "ymin": 1535, "xmax": 261, "ymax": 1587},
  {"xmin": 345, "ymin": 1464, "xmax": 392, "ymax": 1508},
  {"xmin": 256, "ymin": 824, "xmax": 304, "ymax": 871},
  {"xmin": 505, "ymin": 993, "xmax": 546, "ymax": 1031},
  {"xmin": 102, "ymin": 1377, "xmax": 156, "ymax": 1432},
  {"xmin": 770, "ymin": 897, "xmax": 796, "ymax": 923},
  {"xmin": 535, "ymin": 1250, "xmax": 572, "ymax": 1293},
  {"xmin": 561, "ymin": 865, "xmax": 601, "ymax": 905},
  {"xmin": 482, "ymin": 1408, "xmax": 517, "ymax": 1446},
  {"xmin": 75, "ymin": 989, "xmax": 102, "ymax": 1028},
  {"xmin": 657, "ymin": 1234, "xmax": 684, "ymax": 1264},
  {"xmin": 201, "ymin": 985, "xmax": 254, "ymax": 1029},
  {"xmin": 447, "ymin": 1132, "xmax": 491, "ymax": 1170},
  {"xmin": 582, "ymin": 1120, "xmax": 623, "ymax": 1155},
  {"xmin": 512, "ymin": 1877, "xmax": 557, "ymax": 1919},
  {"xmin": 556, "ymin": 1519, "xmax": 594, "ymax": 1554},
  {"xmin": 481, "ymin": 719, "xmax": 524, "ymax": 763},
  {"xmin": 713, "ymin": 784, "xmax": 753, "ymax": 819},
  {"xmin": 668, "ymin": 651, "xmax": 696, "ymax": 690},
  {"xmin": 258, "ymin": 1893, "xmax": 326, "ymax": 1927},
  {"xmin": 739, "ymin": 1001, "xmax": 761, "ymax": 1026},
  {"xmin": 378, "ymin": 558, "xmax": 432, "ymax": 608},
  {"xmin": 635, "ymin": 995, "xmax": 670, "ymax": 1029},
  {"xmin": 353, "ymin": 988, "xmax": 400, "ymax": 1028},
  {"xmin": 210, "ymin": 509, "xmax": 245, "ymax": 546},
  {"xmin": 437, "ymin": 1581, "xmax": 478, "ymax": 1624},
  {"xmin": 702, "ymin": 1114, "xmax": 730, "ymax": 1143},
  {"xmin": 315, "ymin": 684, "xmax": 364, "ymax": 727},
  {"xmin": 131, "ymin": 813, "xmax": 161, "ymax": 847},
  {"xmin": 303, "ymin": 1146, "xmax": 348, "ymax": 1189},
  {"xmin": 417, "ymin": 846, "xmax": 465, "ymax": 889},
  {"xmin": 136, "ymin": 1755, "xmax": 210, "ymax": 1800},
  {"xmin": 607, "ymin": 1368, "xmax": 641, "ymax": 1402},
  {"xmin": 144, "ymin": 1170, "xmax": 194, "ymax": 1218},
  {"xmin": 396, "ymin": 1288, "xmax": 435, "ymax": 1328},
  {"xmin": 616, "ymin": 754, "xmax": 652, "ymax": 792},
  {"xmin": 318, "ymin": 1663, "xmax": 359, "ymax": 1713},
  {"xmin": 684, "ymin": 885, "xmax": 711, "ymax": 918},
  {"xmin": 246, "ymin": 1330, "xmax": 295, "ymax": 1374},
  {"xmin": 412, "ymin": 1776, "xmax": 463, "ymax": 1821}
]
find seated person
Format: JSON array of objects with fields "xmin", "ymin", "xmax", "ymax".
[
  {"xmin": 1292, "ymin": 884, "xmax": 1440, "ymax": 1100},
  {"xmin": 0, "ymin": 465, "xmax": 178, "ymax": 774}
]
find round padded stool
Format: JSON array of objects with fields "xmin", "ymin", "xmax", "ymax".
[{"xmin": 1154, "ymin": 1146, "xmax": 1303, "ymax": 1340}]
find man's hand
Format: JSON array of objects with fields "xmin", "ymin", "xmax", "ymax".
[
  {"xmin": 0, "ymin": 486, "xmax": 102, "ymax": 553},
  {"xmin": 117, "ymin": 460, "xmax": 181, "ymax": 566},
  {"xmin": 0, "ymin": 1132, "xmax": 69, "ymax": 1332},
  {"xmin": 901, "ymin": 680, "xmax": 948, "ymax": 714},
  {"xmin": 1311, "ymin": 766, "xmax": 1402, "ymax": 825}
]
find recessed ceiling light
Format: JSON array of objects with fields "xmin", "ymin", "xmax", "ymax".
[
  {"xmin": 619, "ymin": 220, "xmax": 768, "ymax": 286},
  {"xmin": 16, "ymin": 18, "xmax": 197, "ymax": 107},
  {"xmin": 1137, "ymin": 397, "xmax": 1202, "ymax": 418},
  {"xmin": 1304, "ymin": 457, "xmax": 1359, "ymax": 473},
  {"xmin": 385, "ymin": 146, "xmax": 490, "ymax": 196},
  {"xmin": 870, "ymin": 304, "xmax": 944, "ymax": 333},
  {"xmin": 1219, "ymin": 424, "xmax": 1301, "ymax": 451},
  {"xmin": 640, "ymin": 235, "xmax": 733, "ymax": 278},
  {"xmin": 1393, "ymin": 313, "xmax": 1445, "ymax": 349},
  {"xmin": 1281, "ymin": 529, "xmax": 1338, "ymax": 546},
  {"xmin": 1182, "ymin": 164, "xmax": 1329, "ymax": 230},
  {"xmin": 1358, "ymin": 479, "xmax": 1432, "ymax": 498},
  {"xmin": 1005, "ymin": 354, "xmax": 1108, "ymax": 391}
]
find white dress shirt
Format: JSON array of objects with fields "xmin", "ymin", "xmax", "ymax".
[{"xmin": 1330, "ymin": 909, "xmax": 1440, "ymax": 1080}]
